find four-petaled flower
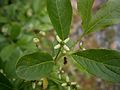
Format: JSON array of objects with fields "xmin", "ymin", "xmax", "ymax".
[
  {"xmin": 57, "ymin": 67, "xmax": 65, "ymax": 79},
  {"xmin": 54, "ymin": 35, "xmax": 70, "ymax": 53},
  {"xmin": 61, "ymin": 76, "xmax": 78, "ymax": 90}
]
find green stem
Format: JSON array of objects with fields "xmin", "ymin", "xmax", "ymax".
[
  {"xmin": 49, "ymin": 76, "xmax": 63, "ymax": 84},
  {"xmin": 54, "ymin": 47, "xmax": 62, "ymax": 64}
]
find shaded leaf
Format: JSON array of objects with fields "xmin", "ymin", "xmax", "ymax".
[
  {"xmin": 32, "ymin": 0, "xmax": 46, "ymax": 14},
  {"xmin": 87, "ymin": 0, "xmax": 120, "ymax": 33},
  {"xmin": 72, "ymin": 49, "xmax": 120, "ymax": 82},
  {"xmin": 47, "ymin": 0, "xmax": 72, "ymax": 40},
  {"xmin": 0, "ymin": 44, "xmax": 16, "ymax": 61},
  {"xmin": 0, "ymin": 72, "xmax": 14, "ymax": 90},
  {"xmin": 10, "ymin": 23, "xmax": 21, "ymax": 40},
  {"xmin": 0, "ymin": 16, "xmax": 8, "ymax": 23},
  {"xmin": 4, "ymin": 47, "xmax": 22, "ymax": 78},
  {"xmin": 77, "ymin": 0, "xmax": 94, "ymax": 32},
  {"xmin": 16, "ymin": 51, "xmax": 54, "ymax": 80}
]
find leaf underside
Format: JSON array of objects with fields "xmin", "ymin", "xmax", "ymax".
[
  {"xmin": 16, "ymin": 51, "xmax": 54, "ymax": 80},
  {"xmin": 72, "ymin": 49, "xmax": 120, "ymax": 82},
  {"xmin": 87, "ymin": 0, "xmax": 120, "ymax": 33},
  {"xmin": 77, "ymin": 0, "xmax": 120, "ymax": 33},
  {"xmin": 77, "ymin": 0, "xmax": 94, "ymax": 32}
]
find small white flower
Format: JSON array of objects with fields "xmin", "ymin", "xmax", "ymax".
[
  {"xmin": 56, "ymin": 35, "xmax": 62, "ymax": 43},
  {"xmin": 0, "ymin": 69, "xmax": 3, "ymax": 73},
  {"xmin": 66, "ymin": 76, "xmax": 70, "ymax": 82},
  {"xmin": 54, "ymin": 35, "xmax": 70, "ymax": 51},
  {"xmin": 39, "ymin": 31, "xmax": 46, "ymax": 36},
  {"xmin": 38, "ymin": 81, "xmax": 42, "ymax": 86},
  {"xmin": 33, "ymin": 38, "xmax": 39, "ymax": 43},
  {"xmin": 64, "ymin": 38, "xmax": 70, "ymax": 43},
  {"xmin": 82, "ymin": 48, "xmax": 86, "ymax": 50},
  {"xmin": 61, "ymin": 83, "xmax": 67, "ymax": 86},
  {"xmin": 68, "ymin": 86, "xmax": 71, "ymax": 90},
  {"xmin": 63, "ymin": 45, "xmax": 70, "ymax": 51},
  {"xmin": 32, "ymin": 82, "xmax": 36, "ymax": 89},
  {"xmin": 61, "ymin": 76, "xmax": 78, "ymax": 90},
  {"xmin": 63, "ymin": 50, "xmax": 67, "ymax": 54},
  {"xmin": 76, "ymin": 85, "xmax": 80, "ymax": 88},
  {"xmin": 61, "ymin": 70, "xmax": 64, "ymax": 73},
  {"xmin": 27, "ymin": 9, "xmax": 33, "ymax": 17},
  {"xmin": 54, "ymin": 44, "xmax": 61, "ymax": 49},
  {"xmin": 71, "ymin": 82, "xmax": 77, "ymax": 85},
  {"xmin": 2, "ymin": 27, "xmax": 8, "ymax": 33},
  {"xmin": 59, "ymin": 74, "xmax": 62, "ymax": 79},
  {"xmin": 12, "ymin": 78, "xmax": 16, "ymax": 81},
  {"xmin": 57, "ymin": 67, "xmax": 64, "ymax": 79}
]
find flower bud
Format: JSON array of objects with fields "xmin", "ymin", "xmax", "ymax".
[
  {"xmin": 82, "ymin": 48, "xmax": 86, "ymax": 50},
  {"xmin": 27, "ymin": 9, "xmax": 33, "ymax": 17},
  {"xmin": 56, "ymin": 35, "xmax": 62, "ymax": 42},
  {"xmin": 38, "ymin": 81, "xmax": 42, "ymax": 86},
  {"xmin": 63, "ymin": 45, "xmax": 70, "ymax": 51},
  {"xmin": 68, "ymin": 86, "xmax": 71, "ymax": 90},
  {"xmin": 54, "ymin": 44, "xmax": 61, "ymax": 49},
  {"xmin": 39, "ymin": 31, "xmax": 46, "ymax": 36},
  {"xmin": 0, "ymin": 69, "xmax": 3, "ymax": 73},
  {"xmin": 33, "ymin": 38, "xmax": 39, "ymax": 43},
  {"xmin": 61, "ymin": 83, "xmax": 67, "ymax": 86},
  {"xmin": 66, "ymin": 76, "xmax": 70, "ymax": 82},
  {"xmin": 32, "ymin": 82, "xmax": 36, "ymax": 89},
  {"xmin": 64, "ymin": 38, "xmax": 70, "ymax": 43},
  {"xmin": 63, "ymin": 50, "xmax": 67, "ymax": 54},
  {"xmin": 71, "ymin": 82, "xmax": 77, "ymax": 85}
]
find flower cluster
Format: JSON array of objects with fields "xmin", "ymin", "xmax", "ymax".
[
  {"xmin": 54, "ymin": 35, "xmax": 70, "ymax": 54},
  {"xmin": 61, "ymin": 76, "xmax": 80, "ymax": 90}
]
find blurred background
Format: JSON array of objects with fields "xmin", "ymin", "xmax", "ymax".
[{"xmin": 0, "ymin": 0, "xmax": 120, "ymax": 90}]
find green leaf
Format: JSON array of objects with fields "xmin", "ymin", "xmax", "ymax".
[
  {"xmin": 47, "ymin": 0, "xmax": 72, "ymax": 40},
  {"xmin": 0, "ymin": 44, "xmax": 16, "ymax": 61},
  {"xmin": 4, "ymin": 47, "xmax": 22, "ymax": 78},
  {"xmin": 0, "ymin": 16, "xmax": 8, "ymax": 23},
  {"xmin": 77, "ymin": 0, "xmax": 94, "ymax": 32},
  {"xmin": 72, "ymin": 49, "xmax": 120, "ymax": 82},
  {"xmin": 16, "ymin": 51, "xmax": 54, "ymax": 80},
  {"xmin": 10, "ymin": 23, "xmax": 21, "ymax": 40},
  {"xmin": 0, "ymin": 73, "xmax": 14, "ymax": 90},
  {"xmin": 32, "ymin": 0, "xmax": 46, "ymax": 14},
  {"xmin": 17, "ymin": 34, "xmax": 37, "ymax": 50},
  {"xmin": 87, "ymin": 0, "xmax": 120, "ymax": 33}
]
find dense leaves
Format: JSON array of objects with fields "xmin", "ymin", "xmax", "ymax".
[
  {"xmin": 72, "ymin": 49, "xmax": 120, "ymax": 82},
  {"xmin": 47, "ymin": 0, "xmax": 72, "ymax": 40},
  {"xmin": 16, "ymin": 51, "xmax": 54, "ymax": 80},
  {"xmin": 0, "ymin": 73, "xmax": 13, "ymax": 90},
  {"xmin": 77, "ymin": 0, "xmax": 120, "ymax": 33}
]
